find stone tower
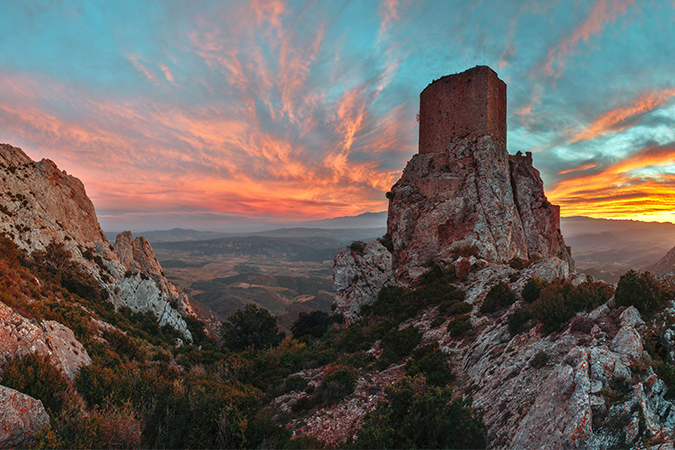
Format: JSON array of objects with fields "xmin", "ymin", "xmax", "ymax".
[{"xmin": 418, "ymin": 65, "xmax": 506, "ymax": 154}]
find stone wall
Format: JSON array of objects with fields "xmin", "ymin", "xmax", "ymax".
[{"xmin": 418, "ymin": 65, "xmax": 506, "ymax": 153}]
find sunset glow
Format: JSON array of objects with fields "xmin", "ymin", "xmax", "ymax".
[{"xmin": 1, "ymin": 1, "xmax": 674, "ymax": 230}]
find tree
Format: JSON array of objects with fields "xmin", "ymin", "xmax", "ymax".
[
  {"xmin": 222, "ymin": 304, "xmax": 285, "ymax": 351},
  {"xmin": 291, "ymin": 311, "xmax": 332, "ymax": 342}
]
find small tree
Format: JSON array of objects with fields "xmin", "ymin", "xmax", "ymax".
[
  {"xmin": 480, "ymin": 282, "xmax": 516, "ymax": 314},
  {"xmin": 615, "ymin": 270, "xmax": 663, "ymax": 314},
  {"xmin": 291, "ymin": 311, "xmax": 332, "ymax": 342},
  {"xmin": 222, "ymin": 304, "xmax": 285, "ymax": 351}
]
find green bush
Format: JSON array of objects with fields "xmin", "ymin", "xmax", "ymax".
[
  {"xmin": 522, "ymin": 276, "xmax": 549, "ymax": 303},
  {"xmin": 355, "ymin": 376, "xmax": 486, "ymax": 449},
  {"xmin": 429, "ymin": 316, "xmax": 446, "ymax": 328},
  {"xmin": 284, "ymin": 376, "xmax": 309, "ymax": 393},
  {"xmin": 440, "ymin": 301, "xmax": 472, "ymax": 316},
  {"xmin": 1, "ymin": 353, "xmax": 71, "ymax": 416},
  {"xmin": 291, "ymin": 311, "xmax": 332, "ymax": 342},
  {"xmin": 340, "ymin": 324, "xmax": 374, "ymax": 353},
  {"xmin": 615, "ymin": 270, "xmax": 667, "ymax": 314},
  {"xmin": 348, "ymin": 241, "xmax": 366, "ymax": 254},
  {"xmin": 508, "ymin": 307, "xmax": 534, "ymax": 336},
  {"xmin": 480, "ymin": 282, "xmax": 516, "ymax": 314},
  {"xmin": 316, "ymin": 364, "xmax": 357, "ymax": 405},
  {"xmin": 530, "ymin": 279, "xmax": 614, "ymax": 335},
  {"xmin": 405, "ymin": 344, "xmax": 455, "ymax": 387},
  {"xmin": 222, "ymin": 304, "xmax": 285, "ymax": 351},
  {"xmin": 378, "ymin": 233, "xmax": 393, "ymax": 252},
  {"xmin": 381, "ymin": 326, "xmax": 422, "ymax": 359},
  {"xmin": 447, "ymin": 314, "xmax": 472, "ymax": 337},
  {"xmin": 529, "ymin": 351, "xmax": 549, "ymax": 369}
]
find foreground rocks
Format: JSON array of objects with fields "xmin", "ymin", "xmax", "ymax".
[
  {"xmin": 0, "ymin": 301, "xmax": 90, "ymax": 381},
  {"xmin": 0, "ymin": 385, "xmax": 50, "ymax": 448}
]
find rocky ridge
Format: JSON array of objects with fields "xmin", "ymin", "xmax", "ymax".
[
  {"xmin": 327, "ymin": 67, "xmax": 675, "ymax": 448},
  {"xmin": 0, "ymin": 143, "xmax": 193, "ymax": 339}
]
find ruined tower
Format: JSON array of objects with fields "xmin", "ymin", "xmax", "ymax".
[{"xmin": 418, "ymin": 65, "xmax": 507, "ymax": 154}]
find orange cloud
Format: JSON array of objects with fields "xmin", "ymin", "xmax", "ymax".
[
  {"xmin": 572, "ymin": 88, "xmax": 675, "ymax": 142},
  {"xmin": 549, "ymin": 144, "xmax": 675, "ymax": 219}
]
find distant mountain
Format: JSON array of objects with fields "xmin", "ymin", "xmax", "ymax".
[
  {"xmin": 560, "ymin": 216, "xmax": 675, "ymax": 283},
  {"xmin": 152, "ymin": 235, "xmax": 346, "ymax": 263},
  {"xmin": 105, "ymin": 212, "xmax": 388, "ymax": 243}
]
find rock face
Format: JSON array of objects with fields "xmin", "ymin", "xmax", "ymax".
[
  {"xmin": 385, "ymin": 67, "xmax": 571, "ymax": 282},
  {"xmin": 334, "ymin": 66, "xmax": 572, "ymax": 316},
  {"xmin": 0, "ymin": 143, "xmax": 193, "ymax": 340},
  {"xmin": 646, "ymin": 244, "xmax": 675, "ymax": 276},
  {"xmin": 0, "ymin": 385, "xmax": 50, "ymax": 448},
  {"xmin": 333, "ymin": 241, "xmax": 393, "ymax": 322},
  {"xmin": 0, "ymin": 301, "xmax": 90, "ymax": 381}
]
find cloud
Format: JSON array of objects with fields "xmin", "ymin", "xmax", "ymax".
[
  {"xmin": 544, "ymin": 0, "xmax": 636, "ymax": 78},
  {"xmin": 548, "ymin": 142, "xmax": 675, "ymax": 218},
  {"xmin": 572, "ymin": 88, "xmax": 675, "ymax": 142}
]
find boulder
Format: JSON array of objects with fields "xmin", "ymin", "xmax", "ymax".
[{"xmin": 0, "ymin": 385, "xmax": 49, "ymax": 448}]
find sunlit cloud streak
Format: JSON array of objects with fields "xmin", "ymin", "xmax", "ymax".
[{"xmin": 0, "ymin": 0, "xmax": 673, "ymax": 229}]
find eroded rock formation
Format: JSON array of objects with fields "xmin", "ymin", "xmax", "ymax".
[{"xmin": 0, "ymin": 143, "xmax": 193, "ymax": 339}]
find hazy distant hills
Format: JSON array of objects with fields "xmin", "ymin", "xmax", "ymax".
[
  {"xmin": 560, "ymin": 216, "xmax": 675, "ymax": 283},
  {"xmin": 105, "ymin": 213, "xmax": 675, "ymax": 284}
]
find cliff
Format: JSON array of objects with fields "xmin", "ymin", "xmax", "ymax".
[{"xmin": 0, "ymin": 143, "xmax": 193, "ymax": 339}]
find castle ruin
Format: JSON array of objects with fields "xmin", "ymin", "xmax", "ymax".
[{"xmin": 418, "ymin": 65, "xmax": 507, "ymax": 153}]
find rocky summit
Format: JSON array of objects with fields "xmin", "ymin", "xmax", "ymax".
[
  {"xmin": 0, "ymin": 143, "xmax": 194, "ymax": 339},
  {"xmin": 326, "ymin": 67, "xmax": 675, "ymax": 448}
]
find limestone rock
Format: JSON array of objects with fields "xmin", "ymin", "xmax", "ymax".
[
  {"xmin": 512, "ymin": 347, "xmax": 592, "ymax": 449},
  {"xmin": 0, "ymin": 385, "xmax": 50, "ymax": 448},
  {"xmin": 333, "ymin": 240, "xmax": 393, "ymax": 322},
  {"xmin": 0, "ymin": 301, "xmax": 90, "ymax": 381},
  {"xmin": 0, "ymin": 143, "xmax": 194, "ymax": 339}
]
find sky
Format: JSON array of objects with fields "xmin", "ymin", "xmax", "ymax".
[{"xmin": 0, "ymin": 0, "xmax": 674, "ymax": 231}]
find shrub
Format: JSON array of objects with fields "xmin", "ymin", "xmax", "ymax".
[
  {"xmin": 429, "ymin": 316, "xmax": 446, "ymax": 328},
  {"xmin": 480, "ymin": 282, "xmax": 516, "ymax": 314},
  {"xmin": 341, "ymin": 324, "xmax": 374, "ymax": 353},
  {"xmin": 447, "ymin": 314, "xmax": 472, "ymax": 337},
  {"xmin": 530, "ymin": 279, "xmax": 614, "ymax": 335},
  {"xmin": 355, "ymin": 376, "xmax": 486, "ymax": 449},
  {"xmin": 1, "ymin": 353, "xmax": 71, "ymax": 416},
  {"xmin": 529, "ymin": 351, "xmax": 549, "ymax": 369},
  {"xmin": 570, "ymin": 316, "xmax": 595, "ymax": 334},
  {"xmin": 509, "ymin": 258, "xmax": 532, "ymax": 270},
  {"xmin": 615, "ymin": 270, "xmax": 666, "ymax": 314},
  {"xmin": 405, "ymin": 344, "xmax": 455, "ymax": 387},
  {"xmin": 378, "ymin": 233, "xmax": 393, "ymax": 252},
  {"xmin": 284, "ymin": 376, "xmax": 309, "ymax": 393},
  {"xmin": 291, "ymin": 311, "xmax": 332, "ymax": 342},
  {"xmin": 440, "ymin": 301, "xmax": 472, "ymax": 316},
  {"xmin": 316, "ymin": 364, "xmax": 357, "ymax": 405},
  {"xmin": 222, "ymin": 304, "xmax": 285, "ymax": 351},
  {"xmin": 522, "ymin": 276, "xmax": 548, "ymax": 303},
  {"xmin": 348, "ymin": 241, "xmax": 366, "ymax": 254},
  {"xmin": 381, "ymin": 326, "xmax": 422, "ymax": 359},
  {"xmin": 508, "ymin": 307, "xmax": 534, "ymax": 336}
]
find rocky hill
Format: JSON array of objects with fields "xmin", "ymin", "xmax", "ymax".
[
  {"xmin": 320, "ymin": 67, "xmax": 675, "ymax": 449},
  {"xmin": 0, "ymin": 143, "xmax": 193, "ymax": 339}
]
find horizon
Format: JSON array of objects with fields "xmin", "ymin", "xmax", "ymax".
[{"xmin": 1, "ymin": 1, "xmax": 674, "ymax": 230}]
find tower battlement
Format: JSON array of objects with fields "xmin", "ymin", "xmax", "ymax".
[{"xmin": 418, "ymin": 65, "xmax": 506, "ymax": 154}]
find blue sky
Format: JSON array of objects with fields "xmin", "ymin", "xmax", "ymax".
[{"xmin": 0, "ymin": 0, "xmax": 674, "ymax": 230}]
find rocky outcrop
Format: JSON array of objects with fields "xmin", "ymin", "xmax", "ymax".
[
  {"xmin": 386, "ymin": 138, "xmax": 572, "ymax": 282},
  {"xmin": 646, "ymin": 244, "xmax": 675, "ymax": 276},
  {"xmin": 0, "ymin": 385, "xmax": 50, "ymax": 448},
  {"xmin": 0, "ymin": 143, "xmax": 193, "ymax": 340},
  {"xmin": 0, "ymin": 301, "xmax": 90, "ymax": 381},
  {"xmin": 510, "ymin": 151, "xmax": 571, "ymax": 265},
  {"xmin": 333, "ymin": 241, "xmax": 393, "ymax": 322}
]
